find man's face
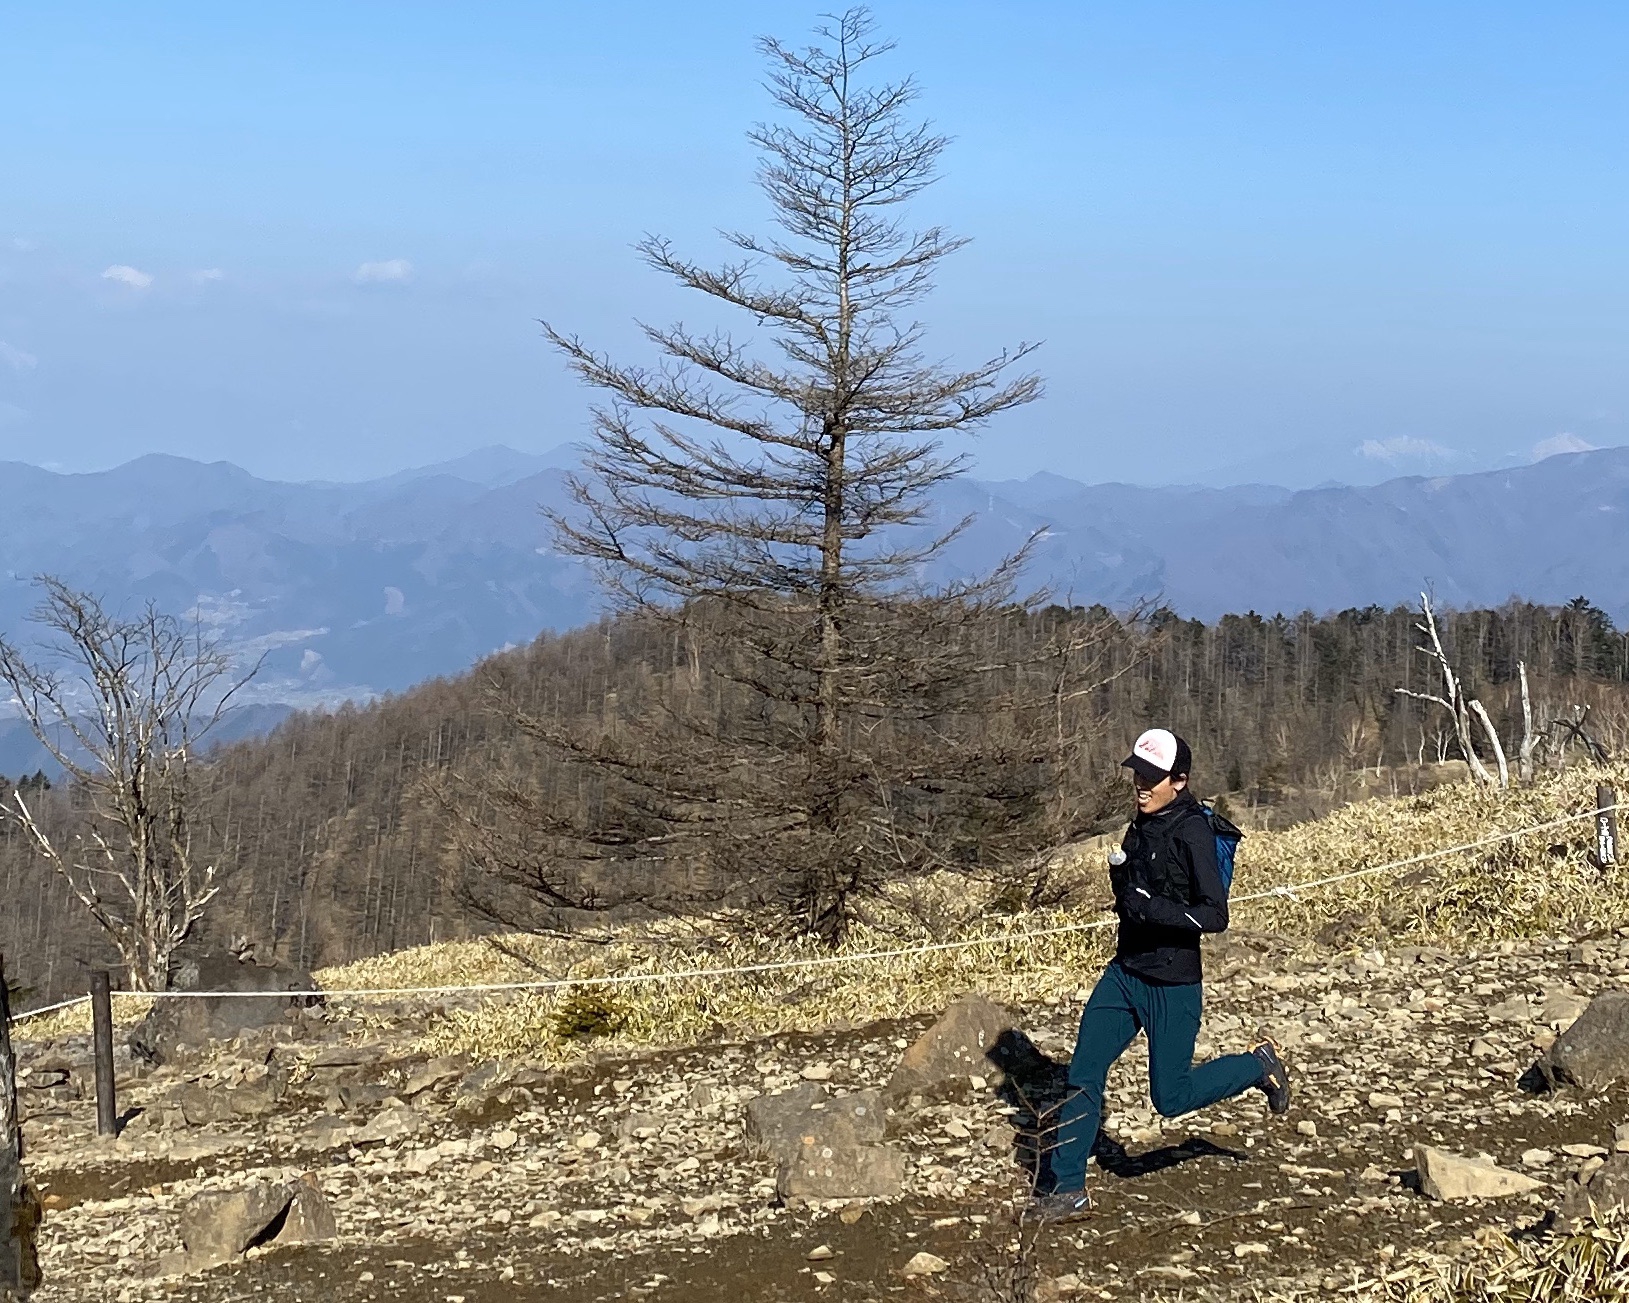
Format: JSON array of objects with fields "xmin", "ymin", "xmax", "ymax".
[{"xmin": 1133, "ymin": 769, "xmax": 1186, "ymax": 815}]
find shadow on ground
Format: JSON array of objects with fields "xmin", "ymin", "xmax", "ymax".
[{"xmin": 987, "ymin": 1027, "xmax": 1247, "ymax": 1193}]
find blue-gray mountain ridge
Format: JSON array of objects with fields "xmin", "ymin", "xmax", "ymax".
[{"xmin": 1, "ymin": 442, "xmax": 1625, "ymax": 773}]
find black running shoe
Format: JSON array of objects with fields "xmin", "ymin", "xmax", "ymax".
[
  {"xmin": 1027, "ymin": 1189, "xmax": 1093, "ymax": 1225},
  {"xmin": 1251, "ymin": 1037, "xmax": 1292, "ymax": 1115}
]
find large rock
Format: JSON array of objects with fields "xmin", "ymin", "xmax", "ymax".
[
  {"xmin": 745, "ymin": 1084, "xmax": 886, "ymax": 1160},
  {"xmin": 1416, "ymin": 1146, "xmax": 1546, "ymax": 1201},
  {"xmin": 177, "ymin": 1175, "xmax": 335, "ymax": 1269},
  {"xmin": 1546, "ymin": 993, "xmax": 1629, "ymax": 1090},
  {"xmin": 276, "ymin": 1175, "xmax": 337, "ymax": 1244},
  {"xmin": 886, "ymin": 994, "xmax": 1014, "ymax": 1097},
  {"xmin": 776, "ymin": 1138, "xmax": 906, "ymax": 1199},
  {"xmin": 178, "ymin": 1183, "xmax": 298, "ymax": 1268},
  {"xmin": 130, "ymin": 954, "xmax": 318, "ymax": 1066}
]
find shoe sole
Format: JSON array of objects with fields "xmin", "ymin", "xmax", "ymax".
[
  {"xmin": 1024, "ymin": 1198, "xmax": 1094, "ymax": 1226},
  {"xmin": 1031, "ymin": 1206, "xmax": 1093, "ymax": 1227}
]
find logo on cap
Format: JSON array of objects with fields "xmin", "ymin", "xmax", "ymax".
[{"xmin": 1133, "ymin": 729, "xmax": 1178, "ymax": 771}]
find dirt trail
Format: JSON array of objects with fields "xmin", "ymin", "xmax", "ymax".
[{"xmin": 23, "ymin": 929, "xmax": 1629, "ymax": 1300}]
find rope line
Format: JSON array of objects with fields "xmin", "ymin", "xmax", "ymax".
[{"xmin": 13, "ymin": 801, "xmax": 1618, "ymax": 1022}]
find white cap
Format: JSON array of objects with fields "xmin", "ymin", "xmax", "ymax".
[{"xmin": 1122, "ymin": 728, "xmax": 1188, "ymax": 781}]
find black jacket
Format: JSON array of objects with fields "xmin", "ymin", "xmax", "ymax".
[{"xmin": 1110, "ymin": 789, "xmax": 1228, "ymax": 985}]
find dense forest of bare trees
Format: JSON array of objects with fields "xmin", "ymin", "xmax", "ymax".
[{"xmin": 3, "ymin": 596, "xmax": 1627, "ymax": 1007}]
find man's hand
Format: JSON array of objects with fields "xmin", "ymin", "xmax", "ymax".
[{"xmin": 1120, "ymin": 886, "xmax": 1153, "ymax": 923}]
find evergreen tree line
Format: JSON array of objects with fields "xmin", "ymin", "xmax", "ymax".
[{"xmin": 3, "ymin": 595, "xmax": 1627, "ymax": 1006}]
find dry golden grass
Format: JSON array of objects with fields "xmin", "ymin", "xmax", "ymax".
[
  {"xmin": 1238, "ymin": 761, "xmax": 1629, "ymax": 947},
  {"xmin": 17, "ymin": 763, "xmax": 1626, "ymax": 1063},
  {"xmin": 1256, "ymin": 1214, "xmax": 1629, "ymax": 1302}
]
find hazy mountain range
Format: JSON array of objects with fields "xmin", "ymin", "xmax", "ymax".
[{"xmin": 1, "ymin": 441, "xmax": 1626, "ymax": 773}]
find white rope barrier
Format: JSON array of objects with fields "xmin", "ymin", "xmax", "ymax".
[{"xmin": 11, "ymin": 801, "xmax": 1618, "ymax": 1023}]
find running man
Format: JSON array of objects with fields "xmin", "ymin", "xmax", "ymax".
[{"xmin": 1032, "ymin": 728, "xmax": 1291, "ymax": 1222}]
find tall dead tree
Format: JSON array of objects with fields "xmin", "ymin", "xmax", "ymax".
[
  {"xmin": 0, "ymin": 578, "xmax": 261, "ymax": 990},
  {"xmin": 1517, "ymin": 660, "xmax": 1538, "ymax": 785},
  {"xmin": 524, "ymin": 8, "xmax": 1124, "ymax": 941},
  {"xmin": 1396, "ymin": 591, "xmax": 1507, "ymax": 788}
]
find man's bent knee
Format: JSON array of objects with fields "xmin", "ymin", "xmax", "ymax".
[{"xmin": 1150, "ymin": 1083, "xmax": 1197, "ymax": 1118}]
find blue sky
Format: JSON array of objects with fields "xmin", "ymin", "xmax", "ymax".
[{"xmin": 2, "ymin": 2, "xmax": 1626, "ymax": 487}]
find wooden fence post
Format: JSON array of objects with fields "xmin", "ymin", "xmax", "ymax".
[
  {"xmin": 1599, "ymin": 785, "xmax": 1620, "ymax": 869},
  {"xmin": 89, "ymin": 973, "xmax": 116, "ymax": 1140}
]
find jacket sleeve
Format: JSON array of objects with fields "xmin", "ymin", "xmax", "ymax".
[{"xmin": 1128, "ymin": 813, "xmax": 1229, "ymax": 934}]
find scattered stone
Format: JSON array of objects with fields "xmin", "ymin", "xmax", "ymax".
[
  {"xmin": 801, "ymin": 1063, "xmax": 833, "ymax": 1082},
  {"xmin": 807, "ymin": 1245, "xmax": 834, "ymax": 1261},
  {"xmin": 1521, "ymin": 1148, "xmax": 1555, "ymax": 1167},
  {"xmin": 401, "ymin": 1055, "xmax": 467, "ymax": 1097},
  {"xmin": 1560, "ymin": 1153, "xmax": 1629, "ymax": 1223},
  {"xmin": 309, "ymin": 1045, "xmax": 377, "ymax": 1071},
  {"xmin": 900, "ymin": 1251, "xmax": 949, "ymax": 1277},
  {"xmin": 1487, "ymin": 995, "xmax": 1535, "ymax": 1023},
  {"xmin": 1416, "ymin": 1146, "xmax": 1546, "ymax": 1201},
  {"xmin": 1296, "ymin": 1120, "xmax": 1317, "ymax": 1138},
  {"xmin": 1546, "ymin": 993, "xmax": 1629, "ymax": 1090},
  {"xmin": 1542, "ymin": 989, "xmax": 1591, "ymax": 1029},
  {"xmin": 172, "ymin": 1082, "xmax": 235, "ymax": 1127},
  {"xmin": 493, "ymin": 1129, "xmax": 520, "ymax": 1151},
  {"xmin": 1234, "ymin": 1242, "xmax": 1270, "ymax": 1258},
  {"xmin": 353, "ymin": 1101, "xmax": 420, "ymax": 1145},
  {"xmin": 303, "ymin": 1114, "xmax": 357, "ymax": 1151}
]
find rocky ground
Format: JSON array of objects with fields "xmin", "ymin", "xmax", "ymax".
[{"xmin": 19, "ymin": 925, "xmax": 1629, "ymax": 1302}]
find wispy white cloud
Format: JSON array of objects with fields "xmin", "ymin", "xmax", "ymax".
[
  {"xmin": 0, "ymin": 402, "xmax": 27, "ymax": 427},
  {"xmin": 0, "ymin": 342, "xmax": 37, "ymax": 373},
  {"xmin": 1356, "ymin": 436, "xmax": 1457, "ymax": 465},
  {"xmin": 190, "ymin": 268, "xmax": 224, "ymax": 283},
  {"xmin": 354, "ymin": 258, "xmax": 413, "ymax": 284},
  {"xmin": 1532, "ymin": 432, "xmax": 1596, "ymax": 462},
  {"xmin": 102, "ymin": 263, "xmax": 154, "ymax": 290},
  {"xmin": 9, "ymin": 238, "xmax": 35, "ymax": 253}
]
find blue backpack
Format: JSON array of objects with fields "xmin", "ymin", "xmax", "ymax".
[{"xmin": 1199, "ymin": 802, "xmax": 1245, "ymax": 894}]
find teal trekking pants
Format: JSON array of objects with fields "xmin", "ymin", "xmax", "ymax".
[{"xmin": 1049, "ymin": 960, "xmax": 1262, "ymax": 1192}]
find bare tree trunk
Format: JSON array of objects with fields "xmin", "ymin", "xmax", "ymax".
[
  {"xmin": 1468, "ymin": 699, "xmax": 1510, "ymax": 790},
  {"xmin": 0, "ymin": 961, "xmax": 40, "ymax": 1296},
  {"xmin": 1517, "ymin": 660, "xmax": 1537, "ymax": 785}
]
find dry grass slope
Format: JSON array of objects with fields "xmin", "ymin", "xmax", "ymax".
[{"xmin": 20, "ymin": 763, "xmax": 1627, "ymax": 1065}]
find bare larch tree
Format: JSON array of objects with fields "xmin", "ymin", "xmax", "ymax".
[
  {"xmin": 494, "ymin": 8, "xmax": 1119, "ymax": 941},
  {"xmin": 0, "ymin": 578, "xmax": 260, "ymax": 990}
]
